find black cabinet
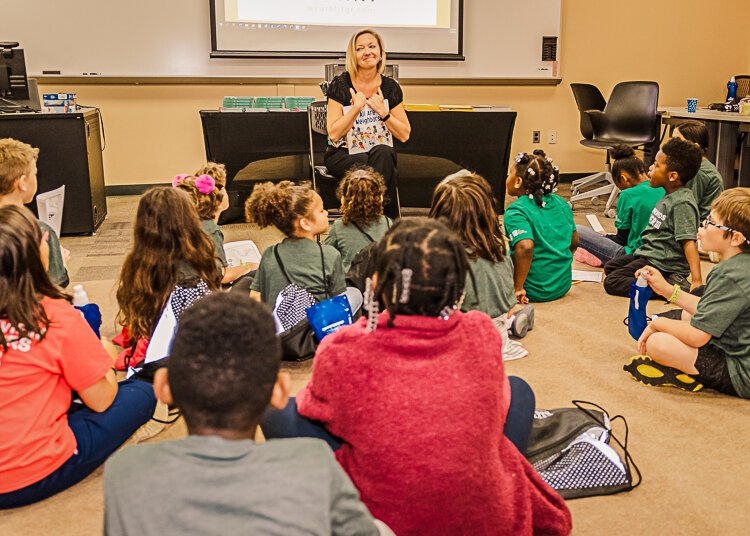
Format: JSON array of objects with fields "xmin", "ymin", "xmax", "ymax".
[{"xmin": 0, "ymin": 108, "xmax": 107, "ymax": 235}]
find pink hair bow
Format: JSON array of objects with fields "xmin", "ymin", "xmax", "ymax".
[
  {"xmin": 172, "ymin": 173, "xmax": 190, "ymax": 187},
  {"xmin": 194, "ymin": 174, "xmax": 216, "ymax": 195}
]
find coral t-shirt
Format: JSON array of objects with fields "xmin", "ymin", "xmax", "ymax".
[{"xmin": 0, "ymin": 298, "xmax": 113, "ymax": 493}]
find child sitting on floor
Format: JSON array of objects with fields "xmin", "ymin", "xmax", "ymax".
[
  {"xmin": 262, "ymin": 217, "xmax": 572, "ymax": 536},
  {"xmin": 245, "ymin": 181, "xmax": 348, "ymax": 307},
  {"xmin": 173, "ymin": 168, "xmax": 253, "ymax": 285},
  {"xmin": 0, "ymin": 138, "xmax": 69, "ymax": 287},
  {"xmin": 504, "ymin": 150, "xmax": 578, "ymax": 303},
  {"xmin": 0, "ymin": 205, "xmax": 155, "ymax": 509},
  {"xmin": 575, "ymin": 145, "xmax": 665, "ymax": 266},
  {"xmin": 324, "ymin": 166, "xmax": 391, "ymax": 273},
  {"xmin": 429, "ymin": 169, "xmax": 529, "ymax": 360},
  {"xmin": 624, "ymin": 188, "xmax": 750, "ymax": 398},
  {"xmin": 672, "ymin": 120, "xmax": 724, "ymax": 221},
  {"xmin": 104, "ymin": 292, "xmax": 391, "ymax": 535},
  {"xmin": 604, "ymin": 138, "xmax": 703, "ymax": 297},
  {"xmin": 114, "ymin": 187, "xmax": 220, "ymax": 369}
]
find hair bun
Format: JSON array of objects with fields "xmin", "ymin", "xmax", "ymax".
[
  {"xmin": 611, "ymin": 144, "xmax": 635, "ymax": 160},
  {"xmin": 532, "ymin": 149, "xmax": 547, "ymax": 158}
]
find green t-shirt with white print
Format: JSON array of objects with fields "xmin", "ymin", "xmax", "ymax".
[{"xmin": 635, "ymin": 187, "xmax": 699, "ymax": 276}]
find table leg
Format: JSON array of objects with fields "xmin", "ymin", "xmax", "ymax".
[
  {"xmin": 716, "ymin": 122, "xmax": 739, "ymax": 188},
  {"xmin": 739, "ymin": 132, "xmax": 750, "ymax": 187}
]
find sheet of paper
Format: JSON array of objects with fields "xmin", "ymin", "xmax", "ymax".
[
  {"xmin": 36, "ymin": 185, "xmax": 65, "ymax": 237},
  {"xmin": 572, "ymin": 270, "xmax": 603, "ymax": 283},
  {"xmin": 586, "ymin": 214, "xmax": 604, "ymax": 233},
  {"xmin": 223, "ymin": 240, "xmax": 262, "ymax": 267}
]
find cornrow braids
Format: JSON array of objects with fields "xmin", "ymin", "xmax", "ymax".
[
  {"xmin": 373, "ymin": 217, "xmax": 468, "ymax": 325},
  {"xmin": 245, "ymin": 180, "xmax": 317, "ymax": 237},
  {"xmin": 336, "ymin": 166, "xmax": 386, "ymax": 226},
  {"xmin": 513, "ymin": 150, "xmax": 560, "ymax": 208}
]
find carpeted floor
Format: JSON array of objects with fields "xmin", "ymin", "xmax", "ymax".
[{"xmin": 1, "ymin": 186, "xmax": 748, "ymax": 535}]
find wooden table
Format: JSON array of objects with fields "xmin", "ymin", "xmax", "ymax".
[{"xmin": 660, "ymin": 107, "xmax": 750, "ymax": 188}]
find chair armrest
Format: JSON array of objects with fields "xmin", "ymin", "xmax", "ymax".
[{"xmin": 586, "ymin": 110, "xmax": 609, "ymax": 138}]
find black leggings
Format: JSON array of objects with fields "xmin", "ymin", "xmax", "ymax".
[
  {"xmin": 324, "ymin": 145, "xmax": 400, "ymax": 219},
  {"xmin": 603, "ymin": 254, "xmax": 676, "ymax": 298}
]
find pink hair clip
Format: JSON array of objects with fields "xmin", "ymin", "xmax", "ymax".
[
  {"xmin": 195, "ymin": 174, "xmax": 216, "ymax": 195},
  {"xmin": 172, "ymin": 173, "xmax": 190, "ymax": 187}
]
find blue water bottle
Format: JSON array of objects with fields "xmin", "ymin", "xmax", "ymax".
[
  {"xmin": 727, "ymin": 76, "xmax": 738, "ymax": 103},
  {"xmin": 73, "ymin": 284, "xmax": 102, "ymax": 339},
  {"xmin": 628, "ymin": 273, "xmax": 652, "ymax": 340}
]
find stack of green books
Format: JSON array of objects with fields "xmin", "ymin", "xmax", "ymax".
[
  {"xmin": 284, "ymin": 96, "xmax": 316, "ymax": 110},
  {"xmin": 222, "ymin": 96, "xmax": 254, "ymax": 109}
]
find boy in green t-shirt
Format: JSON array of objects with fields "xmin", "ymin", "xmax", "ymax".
[
  {"xmin": 0, "ymin": 138, "xmax": 69, "ymax": 287},
  {"xmin": 504, "ymin": 150, "xmax": 578, "ymax": 303},
  {"xmin": 673, "ymin": 120, "xmax": 724, "ymax": 220},
  {"xmin": 575, "ymin": 145, "xmax": 664, "ymax": 265},
  {"xmin": 624, "ymin": 188, "xmax": 750, "ymax": 398},
  {"xmin": 603, "ymin": 138, "xmax": 703, "ymax": 297}
]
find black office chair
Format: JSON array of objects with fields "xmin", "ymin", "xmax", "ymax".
[
  {"xmin": 570, "ymin": 83, "xmax": 609, "ymax": 207},
  {"xmin": 307, "ymin": 100, "xmax": 342, "ymax": 214},
  {"xmin": 571, "ymin": 81, "xmax": 660, "ymax": 216}
]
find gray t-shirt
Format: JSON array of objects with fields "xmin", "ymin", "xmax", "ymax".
[
  {"xmin": 635, "ymin": 187, "xmax": 699, "ymax": 275},
  {"xmin": 686, "ymin": 158, "xmax": 724, "ymax": 221},
  {"xmin": 691, "ymin": 253, "xmax": 750, "ymax": 398},
  {"xmin": 200, "ymin": 218, "xmax": 228, "ymax": 268},
  {"xmin": 39, "ymin": 220, "xmax": 69, "ymax": 288},
  {"xmin": 104, "ymin": 436, "xmax": 380, "ymax": 536},
  {"xmin": 324, "ymin": 216, "xmax": 391, "ymax": 273},
  {"xmin": 251, "ymin": 238, "xmax": 346, "ymax": 306},
  {"xmin": 462, "ymin": 255, "xmax": 516, "ymax": 319}
]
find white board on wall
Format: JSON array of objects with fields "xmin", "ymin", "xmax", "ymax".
[{"xmin": 3, "ymin": 0, "xmax": 561, "ymax": 79}]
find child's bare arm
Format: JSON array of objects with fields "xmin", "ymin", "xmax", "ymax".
[
  {"xmin": 681, "ymin": 239, "xmax": 702, "ymax": 290},
  {"xmin": 650, "ymin": 316, "xmax": 711, "ymax": 348},
  {"xmin": 570, "ymin": 230, "xmax": 580, "ymax": 253},
  {"xmin": 221, "ymin": 264, "xmax": 257, "ymax": 285},
  {"xmin": 512, "ymin": 239, "xmax": 534, "ymax": 303},
  {"xmin": 249, "ymin": 290, "xmax": 262, "ymax": 302}
]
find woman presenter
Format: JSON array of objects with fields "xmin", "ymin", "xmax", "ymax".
[{"xmin": 325, "ymin": 28, "xmax": 411, "ymax": 219}]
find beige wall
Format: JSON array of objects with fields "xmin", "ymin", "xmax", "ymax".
[{"xmin": 39, "ymin": 0, "xmax": 750, "ymax": 186}]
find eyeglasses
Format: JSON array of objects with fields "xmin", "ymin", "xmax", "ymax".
[{"xmin": 702, "ymin": 216, "xmax": 750, "ymax": 245}]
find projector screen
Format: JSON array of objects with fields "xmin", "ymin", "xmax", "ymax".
[{"xmin": 210, "ymin": 0, "xmax": 463, "ymax": 60}]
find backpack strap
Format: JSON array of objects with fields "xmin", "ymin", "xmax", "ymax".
[
  {"xmin": 275, "ymin": 242, "xmax": 330, "ymax": 300},
  {"xmin": 352, "ymin": 216, "xmax": 391, "ymax": 243}
]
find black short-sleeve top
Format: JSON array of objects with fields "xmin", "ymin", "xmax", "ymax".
[{"xmin": 326, "ymin": 72, "xmax": 404, "ymax": 148}]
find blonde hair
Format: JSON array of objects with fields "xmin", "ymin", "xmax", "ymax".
[
  {"xmin": 195, "ymin": 162, "xmax": 227, "ymax": 190},
  {"xmin": 0, "ymin": 138, "xmax": 39, "ymax": 196},
  {"xmin": 712, "ymin": 188, "xmax": 750, "ymax": 253},
  {"xmin": 346, "ymin": 28, "xmax": 386, "ymax": 79}
]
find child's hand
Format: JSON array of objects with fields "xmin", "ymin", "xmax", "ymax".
[
  {"xmin": 635, "ymin": 265, "xmax": 671, "ymax": 297},
  {"xmin": 637, "ymin": 324, "xmax": 655, "ymax": 355},
  {"xmin": 515, "ymin": 288, "xmax": 529, "ymax": 305},
  {"xmin": 61, "ymin": 246, "xmax": 71, "ymax": 267}
]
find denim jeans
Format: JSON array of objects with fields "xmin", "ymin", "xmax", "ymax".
[
  {"xmin": 576, "ymin": 225, "xmax": 626, "ymax": 264},
  {"xmin": 261, "ymin": 376, "xmax": 536, "ymax": 456},
  {"xmin": 0, "ymin": 380, "xmax": 156, "ymax": 509}
]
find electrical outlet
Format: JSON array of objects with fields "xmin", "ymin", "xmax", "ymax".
[
  {"xmin": 532, "ymin": 130, "xmax": 541, "ymax": 143},
  {"xmin": 548, "ymin": 130, "xmax": 557, "ymax": 144}
]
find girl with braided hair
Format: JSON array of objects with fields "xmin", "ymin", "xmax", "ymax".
[
  {"xmin": 504, "ymin": 150, "xmax": 578, "ymax": 303},
  {"xmin": 324, "ymin": 166, "xmax": 391, "ymax": 272},
  {"xmin": 262, "ymin": 217, "xmax": 572, "ymax": 536}
]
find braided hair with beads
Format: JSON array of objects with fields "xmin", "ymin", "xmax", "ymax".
[
  {"xmin": 371, "ymin": 217, "xmax": 469, "ymax": 326},
  {"xmin": 513, "ymin": 149, "xmax": 560, "ymax": 208}
]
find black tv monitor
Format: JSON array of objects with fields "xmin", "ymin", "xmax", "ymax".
[{"xmin": 0, "ymin": 43, "xmax": 30, "ymax": 101}]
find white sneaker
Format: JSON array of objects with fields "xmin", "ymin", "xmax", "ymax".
[{"xmin": 131, "ymin": 401, "xmax": 169, "ymax": 444}]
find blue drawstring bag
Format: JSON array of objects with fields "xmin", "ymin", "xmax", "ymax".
[{"xmin": 306, "ymin": 295, "xmax": 353, "ymax": 341}]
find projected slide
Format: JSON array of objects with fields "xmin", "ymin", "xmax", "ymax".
[{"xmin": 234, "ymin": 0, "xmax": 444, "ymax": 27}]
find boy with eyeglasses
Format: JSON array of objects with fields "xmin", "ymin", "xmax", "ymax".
[{"xmin": 623, "ymin": 188, "xmax": 750, "ymax": 398}]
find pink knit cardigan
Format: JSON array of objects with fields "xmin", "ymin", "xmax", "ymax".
[{"xmin": 297, "ymin": 310, "xmax": 572, "ymax": 535}]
